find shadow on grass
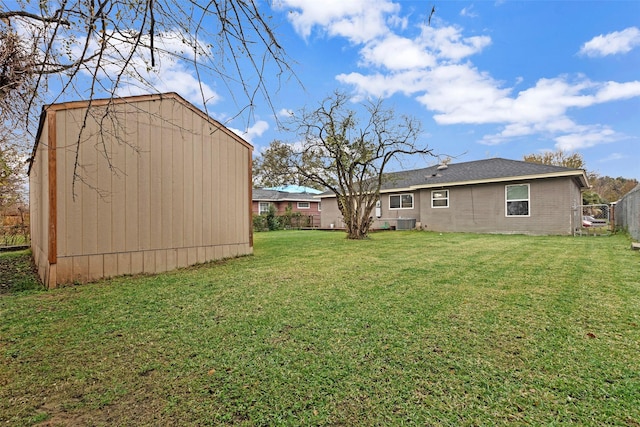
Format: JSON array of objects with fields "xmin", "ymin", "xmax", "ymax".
[{"xmin": 0, "ymin": 249, "xmax": 43, "ymax": 294}]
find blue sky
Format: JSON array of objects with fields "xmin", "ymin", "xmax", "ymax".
[
  {"xmin": 26, "ymin": 0, "xmax": 639, "ymax": 180},
  {"xmin": 219, "ymin": 0, "xmax": 639, "ymax": 181}
]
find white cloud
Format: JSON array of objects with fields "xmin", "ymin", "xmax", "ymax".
[
  {"xmin": 282, "ymin": 1, "xmax": 640, "ymax": 153},
  {"xmin": 229, "ymin": 120, "xmax": 269, "ymax": 144},
  {"xmin": 599, "ymin": 153, "xmax": 625, "ymax": 162},
  {"xmin": 276, "ymin": 0, "xmax": 399, "ymax": 43},
  {"xmin": 359, "ymin": 34, "xmax": 437, "ymax": 70},
  {"xmin": 418, "ymin": 64, "xmax": 510, "ymax": 124},
  {"xmin": 579, "ymin": 27, "xmax": 640, "ymax": 57},
  {"xmin": 277, "ymin": 108, "xmax": 294, "ymax": 118},
  {"xmin": 69, "ymin": 30, "xmax": 220, "ymax": 107},
  {"xmin": 554, "ymin": 126, "xmax": 618, "ymax": 151},
  {"xmin": 424, "ymin": 26, "xmax": 491, "ymax": 62},
  {"xmin": 460, "ymin": 5, "xmax": 478, "ymax": 18},
  {"xmin": 337, "ymin": 69, "xmax": 431, "ymax": 99},
  {"xmin": 594, "ymin": 81, "xmax": 640, "ymax": 102}
]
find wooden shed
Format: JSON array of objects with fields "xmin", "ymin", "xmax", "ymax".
[{"xmin": 28, "ymin": 93, "xmax": 253, "ymax": 288}]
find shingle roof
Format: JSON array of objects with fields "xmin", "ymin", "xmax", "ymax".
[
  {"xmin": 263, "ymin": 185, "xmax": 323, "ymax": 194},
  {"xmin": 253, "ymin": 188, "xmax": 320, "ymax": 202},
  {"xmin": 319, "ymin": 158, "xmax": 589, "ymax": 197}
]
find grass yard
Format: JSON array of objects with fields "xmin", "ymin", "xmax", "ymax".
[{"xmin": 1, "ymin": 231, "xmax": 639, "ymax": 426}]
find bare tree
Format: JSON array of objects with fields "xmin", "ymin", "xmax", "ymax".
[
  {"xmin": 284, "ymin": 91, "xmax": 434, "ymax": 239},
  {"xmin": 1, "ymin": 0, "xmax": 293, "ymax": 119},
  {"xmin": 1, "ymin": 0, "xmax": 296, "ymax": 190}
]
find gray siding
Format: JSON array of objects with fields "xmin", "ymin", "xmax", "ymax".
[
  {"xmin": 419, "ymin": 178, "xmax": 581, "ymax": 235},
  {"xmin": 319, "ymin": 176, "xmax": 583, "ymax": 235}
]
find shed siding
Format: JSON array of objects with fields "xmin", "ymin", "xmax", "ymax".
[
  {"xmin": 29, "ymin": 121, "xmax": 51, "ymax": 286},
  {"xmin": 31, "ymin": 94, "xmax": 252, "ymax": 287}
]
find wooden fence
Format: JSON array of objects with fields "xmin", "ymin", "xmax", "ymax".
[{"xmin": 1, "ymin": 210, "xmax": 29, "ymax": 249}]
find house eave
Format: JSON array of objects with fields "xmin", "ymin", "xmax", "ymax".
[
  {"xmin": 317, "ymin": 170, "xmax": 589, "ymax": 198},
  {"xmin": 402, "ymin": 170, "xmax": 590, "ymax": 192}
]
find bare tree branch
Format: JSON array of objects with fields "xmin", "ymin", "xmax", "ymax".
[
  {"xmin": 275, "ymin": 91, "xmax": 435, "ymax": 239},
  {"xmin": 1, "ymin": 0, "xmax": 299, "ymax": 194}
]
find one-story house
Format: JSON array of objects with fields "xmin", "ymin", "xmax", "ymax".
[
  {"xmin": 253, "ymin": 186, "xmax": 322, "ymax": 227},
  {"xmin": 28, "ymin": 92, "xmax": 253, "ymax": 288},
  {"xmin": 318, "ymin": 158, "xmax": 590, "ymax": 235}
]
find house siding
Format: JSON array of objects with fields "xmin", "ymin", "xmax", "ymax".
[
  {"xmin": 30, "ymin": 93, "xmax": 253, "ymax": 288},
  {"xmin": 319, "ymin": 192, "xmax": 421, "ymax": 229},
  {"xmin": 319, "ymin": 176, "xmax": 583, "ymax": 235},
  {"xmin": 252, "ymin": 200, "xmax": 321, "ymax": 217},
  {"xmin": 419, "ymin": 177, "xmax": 581, "ymax": 235},
  {"xmin": 320, "ymin": 198, "xmax": 344, "ymax": 228},
  {"xmin": 252, "ymin": 199, "xmax": 321, "ymax": 228}
]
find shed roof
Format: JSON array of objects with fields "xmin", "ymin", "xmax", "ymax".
[{"xmin": 318, "ymin": 158, "xmax": 590, "ymax": 198}]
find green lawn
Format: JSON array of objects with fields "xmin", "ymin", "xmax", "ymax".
[{"xmin": 1, "ymin": 231, "xmax": 639, "ymax": 426}]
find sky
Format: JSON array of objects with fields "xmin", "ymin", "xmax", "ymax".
[
  {"xmin": 26, "ymin": 0, "xmax": 640, "ymax": 180},
  {"xmin": 227, "ymin": 0, "xmax": 640, "ymax": 180}
]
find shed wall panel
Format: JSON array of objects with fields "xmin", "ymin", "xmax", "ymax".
[
  {"xmin": 32, "ymin": 94, "xmax": 252, "ymax": 287},
  {"xmin": 29, "ymin": 123, "xmax": 50, "ymax": 285},
  {"xmin": 137, "ymin": 102, "xmax": 152, "ymax": 250}
]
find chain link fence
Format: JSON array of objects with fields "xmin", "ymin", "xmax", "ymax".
[
  {"xmin": 575, "ymin": 204, "xmax": 611, "ymax": 236},
  {"xmin": 1, "ymin": 224, "xmax": 30, "ymax": 248},
  {"xmin": 614, "ymin": 184, "xmax": 640, "ymax": 241}
]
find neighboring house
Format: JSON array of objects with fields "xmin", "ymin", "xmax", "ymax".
[
  {"xmin": 28, "ymin": 92, "xmax": 253, "ymax": 288},
  {"xmin": 319, "ymin": 158, "xmax": 590, "ymax": 235},
  {"xmin": 252, "ymin": 186, "xmax": 322, "ymax": 227}
]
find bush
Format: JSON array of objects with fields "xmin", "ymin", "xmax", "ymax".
[
  {"xmin": 253, "ymin": 205, "xmax": 282, "ymax": 232},
  {"xmin": 252, "ymin": 214, "xmax": 269, "ymax": 232}
]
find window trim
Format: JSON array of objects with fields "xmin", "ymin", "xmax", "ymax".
[
  {"xmin": 258, "ymin": 202, "xmax": 271, "ymax": 215},
  {"xmin": 389, "ymin": 193, "xmax": 414, "ymax": 210},
  {"xmin": 431, "ymin": 190, "xmax": 449, "ymax": 208},
  {"xmin": 297, "ymin": 201, "xmax": 310, "ymax": 209},
  {"xmin": 505, "ymin": 184, "xmax": 530, "ymax": 217}
]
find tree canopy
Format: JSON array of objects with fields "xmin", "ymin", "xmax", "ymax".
[
  {"xmin": 0, "ymin": 131, "xmax": 25, "ymax": 214},
  {"xmin": 522, "ymin": 150, "xmax": 586, "ymax": 170},
  {"xmin": 274, "ymin": 91, "xmax": 433, "ymax": 239},
  {"xmin": 253, "ymin": 141, "xmax": 324, "ymax": 191},
  {"xmin": 522, "ymin": 149, "xmax": 638, "ymax": 204}
]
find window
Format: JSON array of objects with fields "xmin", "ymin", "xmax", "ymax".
[
  {"xmin": 506, "ymin": 184, "xmax": 530, "ymax": 216},
  {"xmin": 389, "ymin": 193, "xmax": 413, "ymax": 209},
  {"xmin": 297, "ymin": 202, "xmax": 310, "ymax": 209},
  {"xmin": 431, "ymin": 190, "xmax": 449, "ymax": 208},
  {"xmin": 258, "ymin": 202, "xmax": 271, "ymax": 215},
  {"xmin": 318, "ymin": 202, "xmax": 321, "ymax": 211}
]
